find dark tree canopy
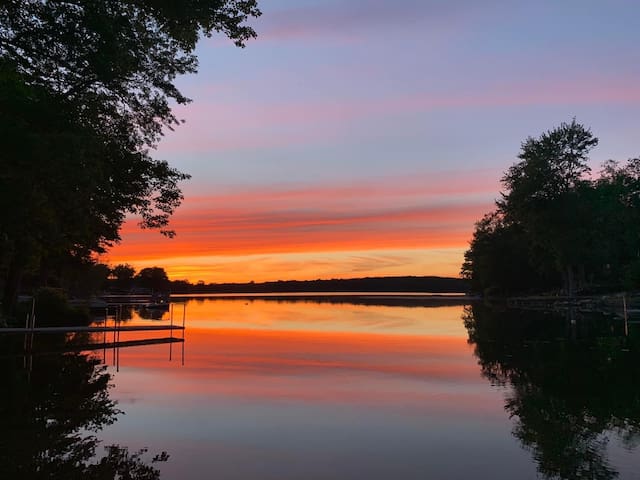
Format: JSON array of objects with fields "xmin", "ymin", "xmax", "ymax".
[
  {"xmin": 463, "ymin": 120, "xmax": 640, "ymax": 295},
  {"xmin": 461, "ymin": 211, "xmax": 550, "ymax": 295},
  {"xmin": 135, "ymin": 266, "xmax": 170, "ymax": 292},
  {"xmin": 111, "ymin": 263, "xmax": 136, "ymax": 291},
  {"xmin": 502, "ymin": 119, "xmax": 597, "ymax": 207},
  {"xmin": 0, "ymin": 1, "xmax": 261, "ymax": 315},
  {"xmin": 0, "ymin": 0, "xmax": 260, "ymax": 146},
  {"xmin": 0, "ymin": 0, "xmax": 260, "ymax": 233}
]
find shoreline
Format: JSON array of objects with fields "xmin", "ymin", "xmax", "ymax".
[{"xmin": 170, "ymin": 292, "xmax": 478, "ymax": 308}]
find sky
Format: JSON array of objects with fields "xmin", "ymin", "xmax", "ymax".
[{"xmin": 104, "ymin": 0, "xmax": 640, "ymax": 283}]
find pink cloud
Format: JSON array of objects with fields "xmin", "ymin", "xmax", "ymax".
[
  {"xmin": 181, "ymin": 169, "xmax": 499, "ymax": 207},
  {"xmin": 159, "ymin": 77, "xmax": 640, "ymax": 153},
  {"xmin": 253, "ymin": 0, "xmax": 493, "ymax": 43}
]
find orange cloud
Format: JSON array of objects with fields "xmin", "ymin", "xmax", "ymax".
[
  {"xmin": 103, "ymin": 172, "xmax": 495, "ymax": 281},
  {"xmin": 116, "ymin": 206, "xmax": 478, "ymax": 255}
]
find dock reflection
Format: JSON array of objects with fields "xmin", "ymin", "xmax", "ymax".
[
  {"xmin": 0, "ymin": 333, "xmax": 170, "ymax": 479},
  {"xmin": 2, "ymin": 303, "xmax": 186, "ymax": 375}
]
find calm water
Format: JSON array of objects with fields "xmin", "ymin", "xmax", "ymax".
[{"xmin": 2, "ymin": 297, "xmax": 640, "ymax": 479}]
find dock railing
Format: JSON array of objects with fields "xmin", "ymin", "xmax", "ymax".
[{"xmin": 2, "ymin": 299, "xmax": 188, "ymax": 372}]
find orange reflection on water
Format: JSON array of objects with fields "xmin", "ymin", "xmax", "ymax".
[
  {"xmin": 171, "ymin": 299, "xmax": 468, "ymax": 335},
  {"xmin": 110, "ymin": 299, "xmax": 490, "ymax": 414},
  {"xmin": 95, "ymin": 299, "xmax": 525, "ymax": 480}
]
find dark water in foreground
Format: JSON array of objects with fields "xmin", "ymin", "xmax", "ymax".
[{"xmin": 2, "ymin": 297, "xmax": 640, "ymax": 479}]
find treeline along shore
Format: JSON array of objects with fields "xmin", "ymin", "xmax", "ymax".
[
  {"xmin": 462, "ymin": 120, "xmax": 640, "ymax": 298},
  {"xmin": 169, "ymin": 276, "xmax": 470, "ymax": 295},
  {"xmin": 0, "ymin": 2, "xmax": 262, "ymax": 322}
]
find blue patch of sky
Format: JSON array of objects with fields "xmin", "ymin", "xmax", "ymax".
[{"xmin": 161, "ymin": 1, "xmax": 640, "ymax": 191}]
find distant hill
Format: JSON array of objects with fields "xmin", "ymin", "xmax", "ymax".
[{"xmin": 170, "ymin": 276, "xmax": 469, "ymax": 294}]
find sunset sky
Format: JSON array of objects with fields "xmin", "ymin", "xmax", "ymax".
[{"xmin": 105, "ymin": 0, "xmax": 640, "ymax": 283}]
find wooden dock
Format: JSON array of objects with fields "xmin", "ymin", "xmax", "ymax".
[
  {"xmin": 0, "ymin": 324, "xmax": 184, "ymax": 334},
  {"xmin": 0, "ymin": 336, "xmax": 183, "ymax": 357},
  {"xmin": 3, "ymin": 299, "xmax": 188, "ymax": 369}
]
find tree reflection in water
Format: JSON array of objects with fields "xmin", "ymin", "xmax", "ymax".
[
  {"xmin": 464, "ymin": 304, "xmax": 640, "ymax": 479},
  {"xmin": 0, "ymin": 335, "xmax": 168, "ymax": 479}
]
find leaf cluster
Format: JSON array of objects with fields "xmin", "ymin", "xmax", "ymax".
[
  {"xmin": 463, "ymin": 120, "xmax": 640, "ymax": 295},
  {"xmin": 0, "ymin": 0, "xmax": 260, "ymax": 146},
  {"xmin": 0, "ymin": 1, "xmax": 261, "ymax": 313}
]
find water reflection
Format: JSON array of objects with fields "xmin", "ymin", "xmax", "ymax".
[
  {"xmin": 170, "ymin": 297, "xmax": 467, "ymax": 335},
  {"xmin": 102, "ymin": 299, "xmax": 535, "ymax": 480},
  {"xmin": 0, "ymin": 335, "xmax": 168, "ymax": 479},
  {"xmin": 5, "ymin": 298, "xmax": 640, "ymax": 479},
  {"xmin": 464, "ymin": 304, "xmax": 640, "ymax": 479}
]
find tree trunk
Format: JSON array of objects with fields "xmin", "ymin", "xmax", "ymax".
[
  {"xmin": 565, "ymin": 265, "xmax": 575, "ymax": 298},
  {"xmin": 577, "ymin": 264, "xmax": 586, "ymax": 293},
  {"xmin": 1, "ymin": 254, "xmax": 24, "ymax": 318}
]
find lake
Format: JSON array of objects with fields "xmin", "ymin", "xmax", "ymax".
[{"xmin": 2, "ymin": 296, "xmax": 640, "ymax": 479}]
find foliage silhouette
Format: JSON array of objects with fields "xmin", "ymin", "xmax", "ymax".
[
  {"xmin": 0, "ymin": 0, "xmax": 261, "ymax": 316},
  {"xmin": 111, "ymin": 264, "xmax": 137, "ymax": 292},
  {"xmin": 0, "ymin": 334, "xmax": 169, "ymax": 479},
  {"xmin": 463, "ymin": 120, "xmax": 640, "ymax": 295},
  {"xmin": 168, "ymin": 275, "xmax": 469, "ymax": 294},
  {"xmin": 464, "ymin": 304, "xmax": 640, "ymax": 479},
  {"xmin": 135, "ymin": 267, "xmax": 170, "ymax": 293}
]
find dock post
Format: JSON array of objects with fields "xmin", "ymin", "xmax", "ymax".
[
  {"xmin": 116, "ymin": 330, "xmax": 120, "ymax": 373},
  {"xmin": 181, "ymin": 302, "xmax": 186, "ymax": 366},
  {"xmin": 170, "ymin": 303, "xmax": 174, "ymax": 336},
  {"xmin": 23, "ymin": 313, "xmax": 29, "ymax": 356},
  {"xmin": 30, "ymin": 297, "xmax": 36, "ymax": 329},
  {"xmin": 169, "ymin": 303, "xmax": 174, "ymax": 361},
  {"xmin": 623, "ymin": 293, "xmax": 629, "ymax": 336},
  {"xmin": 181, "ymin": 333, "xmax": 185, "ymax": 366},
  {"xmin": 29, "ymin": 310, "xmax": 35, "ymax": 354},
  {"xmin": 112, "ymin": 309, "xmax": 117, "ymax": 366}
]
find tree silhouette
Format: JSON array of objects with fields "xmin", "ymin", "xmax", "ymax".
[
  {"xmin": 464, "ymin": 304, "xmax": 640, "ymax": 479},
  {"xmin": 0, "ymin": 1, "xmax": 261, "ymax": 315},
  {"xmin": 135, "ymin": 267, "xmax": 170, "ymax": 293},
  {"xmin": 463, "ymin": 120, "xmax": 640, "ymax": 295},
  {"xmin": 0, "ymin": 335, "xmax": 169, "ymax": 479},
  {"xmin": 111, "ymin": 264, "xmax": 137, "ymax": 292}
]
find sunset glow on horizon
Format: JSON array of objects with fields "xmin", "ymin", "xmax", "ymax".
[
  {"xmin": 105, "ymin": 171, "xmax": 496, "ymax": 282},
  {"xmin": 106, "ymin": 1, "xmax": 640, "ymax": 283}
]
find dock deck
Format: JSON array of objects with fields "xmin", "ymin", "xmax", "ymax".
[{"xmin": 0, "ymin": 324, "xmax": 184, "ymax": 334}]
